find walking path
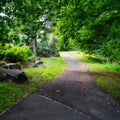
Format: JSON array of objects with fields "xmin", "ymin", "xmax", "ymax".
[{"xmin": 0, "ymin": 52, "xmax": 120, "ymax": 120}]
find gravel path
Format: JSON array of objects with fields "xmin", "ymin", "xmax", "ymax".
[{"xmin": 38, "ymin": 52, "xmax": 120, "ymax": 120}]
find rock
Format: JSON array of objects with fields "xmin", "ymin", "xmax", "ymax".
[
  {"xmin": 0, "ymin": 67, "xmax": 28, "ymax": 84},
  {"xmin": 9, "ymin": 69, "xmax": 28, "ymax": 84},
  {"xmin": 35, "ymin": 60, "xmax": 43, "ymax": 65},
  {"xmin": 28, "ymin": 57, "xmax": 44, "ymax": 68},
  {"xmin": 2, "ymin": 63, "xmax": 21, "ymax": 70},
  {"xmin": 35, "ymin": 57, "xmax": 40, "ymax": 61},
  {"xmin": 29, "ymin": 63, "xmax": 37, "ymax": 68},
  {"xmin": 29, "ymin": 60, "xmax": 44, "ymax": 68},
  {"xmin": 35, "ymin": 60, "xmax": 46, "ymax": 68},
  {"xmin": 41, "ymin": 52, "xmax": 50, "ymax": 57},
  {"xmin": 28, "ymin": 57, "xmax": 35, "ymax": 63},
  {"xmin": 0, "ymin": 67, "xmax": 10, "ymax": 80}
]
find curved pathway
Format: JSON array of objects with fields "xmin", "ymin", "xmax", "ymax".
[
  {"xmin": 0, "ymin": 52, "xmax": 120, "ymax": 120},
  {"xmin": 39, "ymin": 52, "xmax": 120, "ymax": 120}
]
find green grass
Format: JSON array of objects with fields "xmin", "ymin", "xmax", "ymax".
[
  {"xmin": 68, "ymin": 51, "xmax": 120, "ymax": 99},
  {"xmin": 0, "ymin": 57, "xmax": 66, "ymax": 113}
]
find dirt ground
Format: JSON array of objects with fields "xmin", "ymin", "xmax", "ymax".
[{"xmin": 38, "ymin": 52, "xmax": 120, "ymax": 120}]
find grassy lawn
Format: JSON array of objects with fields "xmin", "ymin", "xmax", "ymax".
[
  {"xmin": 68, "ymin": 51, "xmax": 120, "ymax": 100},
  {"xmin": 0, "ymin": 57, "xmax": 66, "ymax": 113}
]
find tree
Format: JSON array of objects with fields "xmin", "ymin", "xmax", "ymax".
[
  {"xmin": 1, "ymin": 0, "xmax": 120, "ymax": 61},
  {"xmin": 0, "ymin": 0, "xmax": 52, "ymax": 56},
  {"xmin": 54, "ymin": 0, "xmax": 120, "ymax": 61}
]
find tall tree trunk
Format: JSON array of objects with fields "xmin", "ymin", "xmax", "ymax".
[{"xmin": 33, "ymin": 32, "xmax": 38, "ymax": 57}]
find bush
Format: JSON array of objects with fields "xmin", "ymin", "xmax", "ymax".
[
  {"xmin": 0, "ymin": 61, "xmax": 7, "ymax": 65},
  {"xmin": 0, "ymin": 44, "xmax": 33, "ymax": 63}
]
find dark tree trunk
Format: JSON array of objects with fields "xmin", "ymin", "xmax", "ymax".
[{"xmin": 33, "ymin": 32, "xmax": 38, "ymax": 57}]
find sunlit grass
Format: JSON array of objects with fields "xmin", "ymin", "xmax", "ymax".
[
  {"xmin": 68, "ymin": 51, "xmax": 120, "ymax": 99},
  {"xmin": 0, "ymin": 56, "xmax": 66, "ymax": 113}
]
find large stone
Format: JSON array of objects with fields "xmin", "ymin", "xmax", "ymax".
[
  {"xmin": 9, "ymin": 69, "xmax": 29, "ymax": 84},
  {"xmin": 2, "ymin": 63, "xmax": 21, "ymax": 70},
  {"xmin": 0, "ymin": 67, "xmax": 28, "ymax": 84},
  {"xmin": 41, "ymin": 52, "xmax": 50, "ymax": 57},
  {"xmin": 35, "ymin": 60, "xmax": 43, "ymax": 65}
]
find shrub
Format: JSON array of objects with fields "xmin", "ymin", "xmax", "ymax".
[
  {"xmin": 1, "ymin": 44, "xmax": 33, "ymax": 63},
  {"xmin": 0, "ymin": 61, "xmax": 7, "ymax": 65}
]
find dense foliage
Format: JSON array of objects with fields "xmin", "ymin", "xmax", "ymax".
[
  {"xmin": 0, "ymin": 0, "xmax": 52, "ymax": 56},
  {"xmin": 54, "ymin": 0, "xmax": 120, "ymax": 62},
  {"xmin": 0, "ymin": 44, "xmax": 33, "ymax": 63},
  {"xmin": 0, "ymin": 0, "xmax": 120, "ymax": 61}
]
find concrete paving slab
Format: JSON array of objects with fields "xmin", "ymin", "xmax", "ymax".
[{"xmin": 0, "ymin": 93, "xmax": 92, "ymax": 120}]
